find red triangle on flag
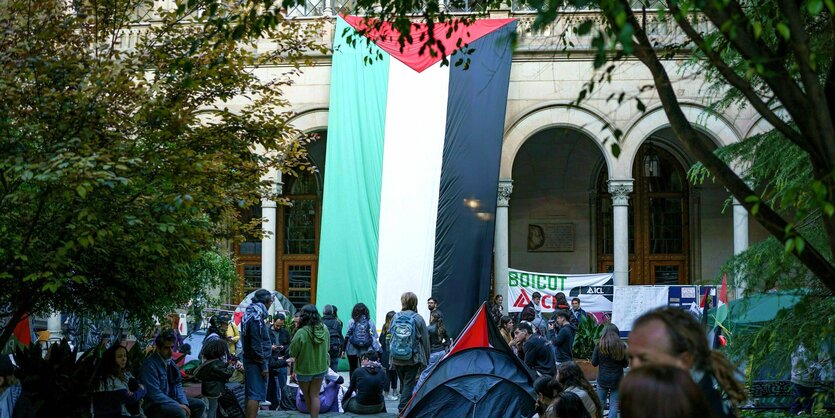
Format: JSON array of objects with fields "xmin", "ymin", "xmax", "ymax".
[{"xmin": 513, "ymin": 289, "xmax": 531, "ymax": 308}]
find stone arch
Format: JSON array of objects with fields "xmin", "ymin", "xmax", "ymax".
[
  {"xmin": 288, "ymin": 107, "xmax": 329, "ymax": 134},
  {"xmin": 620, "ymin": 103, "xmax": 742, "ymax": 174},
  {"xmin": 501, "ymin": 104, "xmax": 617, "ymax": 179}
]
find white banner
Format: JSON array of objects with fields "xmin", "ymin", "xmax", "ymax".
[{"xmin": 507, "ymin": 269, "xmax": 613, "ymax": 313}]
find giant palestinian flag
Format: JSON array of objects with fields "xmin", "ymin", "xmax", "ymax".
[{"xmin": 317, "ymin": 15, "xmax": 516, "ymax": 337}]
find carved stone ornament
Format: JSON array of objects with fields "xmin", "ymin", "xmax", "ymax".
[
  {"xmin": 497, "ymin": 181, "xmax": 513, "ymax": 207},
  {"xmin": 608, "ymin": 182, "xmax": 633, "ymax": 206}
]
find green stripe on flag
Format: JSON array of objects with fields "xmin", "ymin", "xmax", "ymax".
[{"xmin": 316, "ymin": 17, "xmax": 389, "ymax": 326}]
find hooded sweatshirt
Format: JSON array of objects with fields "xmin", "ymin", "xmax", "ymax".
[
  {"xmin": 290, "ymin": 324, "xmax": 330, "ymax": 376},
  {"xmin": 345, "ymin": 362, "xmax": 387, "ymax": 406},
  {"xmin": 552, "ymin": 322, "xmax": 576, "ymax": 363},
  {"xmin": 242, "ymin": 302, "xmax": 272, "ymax": 372}
]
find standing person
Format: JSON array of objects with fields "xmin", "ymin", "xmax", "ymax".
[
  {"xmin": 499, "ymin": 316, "xmax": 514, "ymax": 346},
  {"xmin": 0, "ymin": 355, "xmax": 35, "ymax": 418},
  {"xmin": 194, "ymin": 339, "xmax": 234, "ymax": 418},
  {"xmin": 619, "ymin": 364, "xmax": 713, "ymax": 418},
  {"xmin": 591, "ymin": 324, "xmax": 628, "ymax": 418},
  {"xmin": 389, "ymin": 291, "xmax": 430, "ymax": 414},
  {"xmin": 427, "ymin": 297, "xmax": 442, "ymax": 318},
  {"xmin": 554, "ymin": 293, "xmax": 570, "ymax": 311},
  {"xmin": 378, "ymin": 310, "xmax": 399, "ymax": 401},
  {"xmin": 491, "ymin": 295, "xmax": 504, "ymax": 324},
  {"xmin": 140, "ymin": 330, "xmax": 206, "ymax": 418},
  {"xmin": 268, "ymin": 313, "xmax": 291, "ymax": 410},
  {"xmin": 241, "ymin": 289, "xmax": 273, "ymax": 418},
  {"xmin": 289, "ymin": 304, "xmax": 330, "ymax": 418},
  {"xmin": 224, "ymin": 314, "xmax": 241, "ymax": 356},
  {"xmin": 342, "ymin": 351, "xmax": 388, "ymax": 414},
  {"xmin": 514, "ymin": 321, "xmax": 555, "ymax": 378},
  {"xmin": 345, "ymin": 303, "xmax": 381, "ymax": 377},
  {"xmin": 413, "ymin": 310, "xmax": 451, "ymax": 393},
  {"xmin": 570, "ymin": 298, "xmax": 588, "ymax": 325},
  {"xmin": 550, "ymin": 310, "xmax": 576, "ymax": 364},
  {"xmin": 628, "ymin": 307, "xmax": 747, "ymax": 418},
  {"xmin": 203, "ymin": 316, "xmax": 224, "ymax": 344},
  {"xmin": 92, "ymin": 344, "xmax": 146, "ymax": 418},
  {"xmin": 321, "ymin": 304, "xmax": 344, "ymax": 373},
  {"xmin": 520, "ymin": 292, "xmax": 541, "ymax": 323},
  {"xmin": 555, "ymin": 362, "xmax": 603, "ymax": 418}
]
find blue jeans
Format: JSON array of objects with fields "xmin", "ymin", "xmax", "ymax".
[
  {"xmin": 596, "ymin": 386, "xmax": 619, "ymax": 418},
  {"xmin": 145, "ymin": 397, "xmax": 206, "ymax": 418},
  {"xmin": 268, "ymin": 367, "xmax": 288, "ymax": 410},
  {"xmin": 206, "ymin": 397, "xmax": 218, "ymax": 418}
]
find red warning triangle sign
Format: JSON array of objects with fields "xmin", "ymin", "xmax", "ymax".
[{"xmin": 513, "ymin": 289, "xmax": 531, "ymax": 308}]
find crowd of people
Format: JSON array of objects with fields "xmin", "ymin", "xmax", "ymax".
[{"xmin": 1, "ymin": 287, "xmax": 830, "ymax": 418}]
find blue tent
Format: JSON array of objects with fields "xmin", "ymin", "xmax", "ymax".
[{"xmin": 402, "ymin": 303, "xmax": 537, "ymax": 418}]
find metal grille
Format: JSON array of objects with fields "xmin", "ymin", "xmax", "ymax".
[{"xmin": 287, "ymin": 265, "xmax": 312, "ymax": 309}]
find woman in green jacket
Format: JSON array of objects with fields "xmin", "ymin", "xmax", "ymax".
[{"xmin": 290, "ymin": 304, "xmax": 330, "ymax": 418}]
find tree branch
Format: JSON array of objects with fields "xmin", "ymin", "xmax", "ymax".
[
  {"xmin": 621, "ymin": 4, "xmax": 835, "ymax": 293},
  {"xmin": 667, "ymin": 3, "xmax": 804, "ymax": 148}
]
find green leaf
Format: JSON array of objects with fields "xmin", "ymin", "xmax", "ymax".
[
  {"xmin": 752, "ymin": 21, "xmax": 762, "ymax": 39},
  {"xmin": 611, "ymin": 143, "xmax": 621, "ymax": 158},
  {"xmin": 776, "ymin": 23, "xmax": 791, "ymax": 40},
  {"xmin": 76, "ymin": 185, "xmax": 87, "ymax": 198},
  {"xmin": 577, "ymin": 20, "xmax": 594, "ymax": 36},
  {"xmin": 807, "ymin": 0, "xmax": 824, "ymax": 14}
]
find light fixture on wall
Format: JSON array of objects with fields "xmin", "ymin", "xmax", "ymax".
[{"xmin": 643, "ymin": 138, "xmax": 661, "ymax": 178}]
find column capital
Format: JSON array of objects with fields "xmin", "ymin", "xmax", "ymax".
[
  {"xmin": 607, "ymin": 179, "xmax": 634, "ymax": 206},
  {"xmin": 497, "ymin": 179, "xmax": 513, "ymax": 207}
]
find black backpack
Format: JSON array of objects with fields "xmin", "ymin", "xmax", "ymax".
[
  {"xmin": 323, "ymin": 318, "xmax": 344, "ymax": 358},
  {"xmin": 218, "ymin": 382, "xmax": 245, "ymax": 418}
]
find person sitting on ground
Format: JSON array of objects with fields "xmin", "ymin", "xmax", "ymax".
[
  {"xmin": 194, "ymin": 339, "xmax": 234, "ymax": 418},
  {"xmin": 296, "ymin": 368, "xmax": 345, "ymax": 414},
  {"xmin": 533, "ymin": 375, "xmax": 562, "ymax": 418},
  {"xmin": 555, "ymin": 362, "xmax": 602, "ymax": 418},
  {"xmin": 140, "ymin": 330, "xmax": 206, "ymax": 418},
  {"xmin": 628, "ymin": 307, "xmax": 747, "ymax": 418},
  {"xmin": 619, "ymin": 364, "xmax": 713, "ymax": 418},
  {"xmin": 591, "ymin": 324, "xmax": 628, "ymax": 418},
  {"xmin": 514, "ymin": 321, "xmax": 556, "ymax": 378},
  {"xmin": 343, "ymin": 351, "xmax": 388, "ymax": 414},
  {"xmin": 548, "ymin": 391, "xmax": 591, "ymax": 418},
  {"xmin": 0, "ymin": 354, "xmax": 34, "ymax": 418},
  {"xmin": 92, "ymin": 344, "xmax": 146, "ymax": 418}
]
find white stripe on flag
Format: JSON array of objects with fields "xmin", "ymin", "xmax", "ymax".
[{"xmin": 375, "ymin": 60, "xmax": 450, "ymax": 326}]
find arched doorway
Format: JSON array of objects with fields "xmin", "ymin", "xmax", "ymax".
[{"xmin": 597, "ymin": 140, "xmax": 690, "ymax": 284}]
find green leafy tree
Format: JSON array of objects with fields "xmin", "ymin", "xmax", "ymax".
[{"xmin": 0, "ymin": 0, "xmax": 325, "ymax": 347}]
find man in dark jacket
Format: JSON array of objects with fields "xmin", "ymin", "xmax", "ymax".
[
  {"xmin": 242, "ymin": 289, "xmax": 273, "ymax": 418},
  {"xmin": 343, "ymin": 351, "xmax": 388, "ymax": 414},
  {"xmin": 569, "ymin": 298, "xmax": 588, "ymax": 326},
  {"xmin": 268, "ymin": 313, "xmax": 292, "ymax": 410},
  {"xmin": 519, "ymin": 292, "xmax": 541, "ymax": 323},
  {"xmin": 140, "ymin": 330, "xmax": 206, "ymax": 418},
  {"xmin": 551, "ymin": 310, "xmax": 576, "ymax": 364},
  {"xmin": 515, "ymin": 321, "xmax": 556, "ymax": 378}
]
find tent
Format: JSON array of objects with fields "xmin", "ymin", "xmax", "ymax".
[
  {"xmin": 708, "ymin": 291, "xmax": 802, "ymax": 335},
  {"xmin": 233, "ymin": 290, "xmax": 296, "ymax": 326},
  {"xmin": 402, "ymin": 303, "xmax": 537, "ymax": 418}
]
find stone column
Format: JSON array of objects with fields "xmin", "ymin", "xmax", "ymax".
[
  {"xmin": 47, "ymin": 312, "xmax": 62, "ymax": 343},
  {"xmin": 733, "ymin": 198, "xmax": 749, "ymax": 298},
  {"xmin": 494, "ymin": 179, "xmax": 513, "ymax": 313},
  {"xmin": 261, "ymin": 172, "xmax": 281, "ymax": 292},
  {"xmin": 608, "ymin": 179, "xmax": 633, "ymax": 287}
]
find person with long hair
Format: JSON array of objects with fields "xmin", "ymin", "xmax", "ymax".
[
  {"xmin": 591, "ymin": 324, "xmax": 628, "ymax": 418},
  {"xmin": 289, "ymin": 304, "xmax": 330, "ymax": 418},
  {"xmin": 378, "ymin": 310, "xmax": 399, "ymax": 401},
  {"xmin": 628, "ymin": 307, "xmax": 747, "ymax": 418},
  {"xmin": 92, "ymin": 345, "xmax": 146, "ymax": 418},
  {"xmin": 194, "ymin": 339, "xmax": 234, "ymax": 418},
  {"xmin": 345, "ymin": 303, "xmax": 381, "ymax": 377},
  {"xmin": 491, "ymin": 294, "xmax": 504, "ymax": 324},
  {"xmin": 499, "ymin": 315, "xmax": 514, "ymax": 346},
  {"xmin": 412, "ymin": 310, "xmax": 451, "ymax": 394},
  {"xmin": 555, "ymin": 362, "xmax": 603, "ymax": 418},
  {"xmin": 533, "ymin": 376, "xmax": 562, "ymax": 417},
  {"xmin": 547, "ymin": 391, "xmax": 591, "ymax": 418},
  {"xmin": 619, "ymin": 364, "xmax": 714, "ymax": 418}
]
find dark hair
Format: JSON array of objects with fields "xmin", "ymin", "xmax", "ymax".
[
  {"xmin": 620, "ymin": 364, "xmax": 714, "ymax": 418},
  {"xmin": 517, "ymin": 321, "xmax": 534, "ymax": 334},
  {"xmin": 351, "ymin": 303, "xmax": 370, "ymax": 321},
  {"xmin": 401, "ymin": 292, "xmax": 418, "ymax": 311},
  {"xmin": 299, "ymin": 304, "xmax": 322, "ymax": 328},
  {"xmin": 598, "ymin": 324, "xmax": 626, "ymax": 361},
  {"xmin": 383, "ymin": 310, "xmax": 396, "ymax": 332},
  {"xmin": 323, "ymin": 304, "xmax": 336, "ymax": 318},
  {"xmin": 555, "ymin": 292, "xmax": 568, "ymax": 307},
  {"xmin": 430, "ymin": 310, "xmax": 447, "ymax": 343},
  {"xmin": 633, "ymin": 307, "xmax": 747, "ymax": 406},
  {"xmin": 427, "ymin": 297, "xmax": 437, "ymax": 303},
  {"xmin": 532, "ymin": 292, "xmax": 542, "ymax": 299},
  {"xmin": 275, "ymin": 313, "xmax": 286, "ymax": 321},
  {"xmin": 252, "ymin": 288, "xmax": 272, "ymax": 305},
  {"xmin": 534, "ymin": 375, "xmax": 562, "ymax": 399},
  {"xmin": 556, "ymin": 362, "xmax": 603, "ymax": 418},
  {"xmin": 500, "ymin": 315, "xmax": 513, "ymax": 328},
  {"xmin": 362, "ymin": 350, "xmax": 379, "ymax": 362},
  {"xmin": 94, "ymin": 345, "xmax": 128, "ymax": 389},
  {"xmin": 549, "ymin": 391, "xmax": 590, "ymax": 418},
  {"xmin": 201, "ymin": 339, "xmax": 230, "ymax": 361},
  {"xmin": 179, "ymin": 343, "xmax": 192, "ymax": 355},
  {"xmin": 204, "ymin": 320, "xmax": 222, "ymax": 342},
  {"xmin": 571, "ymin": 297, "xmax": 581, "ymax": 304},
  {"xmin": 155, "ymin": 329, "xmax": 177, "ymax": 347},
  {"xmin": 493, "ymin": 294, "xmax": 503, "ymax": 303},
  {"xmin": 555, "ymin": 310, "xmax": 572, "ymax": 321}
]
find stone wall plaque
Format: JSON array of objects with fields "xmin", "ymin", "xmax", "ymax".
[{"xmin": 527, "ymin": 222, "xmax": 575, "ymax": 252}]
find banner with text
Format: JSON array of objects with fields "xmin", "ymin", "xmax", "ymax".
[{"xmin": 507, "ymin": 269, "xmax": 613, "ymax": 313}]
